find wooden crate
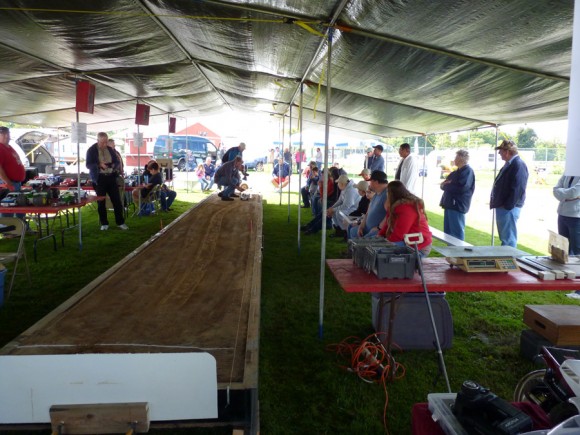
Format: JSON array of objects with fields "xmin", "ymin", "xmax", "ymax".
[{"xmin": 523, "ymin": 305, "xmax": 580, "ymax": 346}]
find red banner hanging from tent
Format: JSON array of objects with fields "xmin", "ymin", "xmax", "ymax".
[
  {"xmin": 75, "ymin": 80, "xmax": 95, "ymax": 114},
  {"xmin": 169, "ymin": 117, "xmax": 176, "ymax": 133},
  {"xmin": 135, "ymin": 103, "xmax": 150, "ymax": 125}
]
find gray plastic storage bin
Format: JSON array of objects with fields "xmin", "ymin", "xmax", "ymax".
[{"xmin": 371, "ymin": 292, "xmax": 453, "ymax": 350}]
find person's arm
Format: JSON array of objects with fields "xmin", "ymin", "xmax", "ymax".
[
  {"xmin": 0, "ymin": 165, "xmax": 13, "ymax": 189},
  {"xmin": 86, "ymin": 146, "xmax": 98, "ymax": 172},
  {"xmin": 503, "ymin": 160, "xmax": 528, "ymax": 210},
  {"xmin": 554, "ymin": 176, "xmax": 580, "ymax": 201}
]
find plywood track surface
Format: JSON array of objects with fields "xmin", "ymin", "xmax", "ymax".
[{"xmin": 2, "ymin": 195, "xmax": 263, "ymax": 388}]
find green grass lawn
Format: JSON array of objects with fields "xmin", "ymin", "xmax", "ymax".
[{"xmin": 0, "ymin": 186, "xmax": 576, "ymax": 435}]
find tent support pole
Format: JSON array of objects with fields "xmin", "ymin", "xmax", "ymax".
[
  {"xmin": 287, "ymin": 105, "xmax": 292, "ymax": 221},
  {"xmin": 319, "ymin": 29, "xmax": 333, "ymax": 340},
  {"xmin": 76, "ymin": 111, "xmax": 82, "ymax": 252},
  {"xmin": 491, "ymin": 127, "xmax": 499, "ymax": 245},
  {"xmin": 297, "ymin": 84, "xmax": 304, "ymax": 254}
]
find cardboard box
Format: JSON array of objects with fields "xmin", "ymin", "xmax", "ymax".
[{"xmin": 523, "ymin": 305, "xmax": 580, "ymax": 346}]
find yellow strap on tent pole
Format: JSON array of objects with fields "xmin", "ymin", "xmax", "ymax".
[
  {"xmin": 295, "ymin": 21, "xmax": 326, "ymax": 38},
  {"xmin": 312, "ymin": 56, "xmax": 327, "ymax": 120}
]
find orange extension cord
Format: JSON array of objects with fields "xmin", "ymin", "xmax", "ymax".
[{"xmin": 327, "ymin": 332, "xmax": 406, "ymax": 434}]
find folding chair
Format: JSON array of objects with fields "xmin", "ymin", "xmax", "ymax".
[
  {"xmin": 134, "ymin": 184, "xmax": 162, "ymax": 217},
  {"xmin": 0, "ymin": 217, "xmax": 31, "ymax": 300}
]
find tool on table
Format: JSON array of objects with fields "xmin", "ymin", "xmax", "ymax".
[
  {"xmin": 518, "ymin": 232, "xmax": 580, "ymax": 280},
  {"xmin": 434, "ymin": 246, "xmax": 529, "ymax": 273}
]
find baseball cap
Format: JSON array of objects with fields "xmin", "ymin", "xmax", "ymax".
[
  {"xmin": 495, "ymin": 140, "xmax": 517, "ymax": 151},
  {"xmin": 359, "ymin": 168, "xmax": 371, "ymax": 176},
  {"xmin": 337, "ymin": 174, "xmax": 349, "ymax": 185},
  {"xmin": 355, "ymin": 180, "xmax": 369, "ymax": 191},
  {"xmin": 369, "ymin": 170, "xmax": 387, "ymax": 183},
  {"xmin": 373, "ymin": 144, "xmax": 384, "ymax": 152}
]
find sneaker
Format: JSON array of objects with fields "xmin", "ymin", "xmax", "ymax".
[
  {"xmin": 566, "ymin": 292, "xmax": 580, "ymax": 300},
  {"xmin": 100, "ymin": 225, "xmax": 109, "ymax": 231},
  {"xmin": 118, "ymin": 224, "xmax": 129, "ymax": 230},
  {"xmin": 221, "ymin": 196, "xmax": 234, "ymax": 201}
]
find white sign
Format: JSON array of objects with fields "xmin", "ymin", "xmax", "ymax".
[
  {"xmin": 0, "ymin": 353, "xmax": 218, "ymax": 423},
  {"xmin": 133, "ymin": 132, "xmax": 144, "ymax": 148},
  {"xmin": 71, "ymin": 122, "xmax": 87, "ymax": 144}
]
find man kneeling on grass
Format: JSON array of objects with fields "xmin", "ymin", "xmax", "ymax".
[{"xmin": 215, "ymin": 156, "xmax": 246, "ymax": 201}]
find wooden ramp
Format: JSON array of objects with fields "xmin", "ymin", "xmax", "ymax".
[{"xmin": 0, "ymin": 194, "xmax": 263, "ymax": 432}]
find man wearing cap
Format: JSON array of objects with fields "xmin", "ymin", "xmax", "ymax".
[
  {"xmin": 439, "ymin": 150, "xmax": 475, "ymax": 241},
  {"xmin": 490, "ymin": 139, "xmax": 528, "ymax": 247},
  {"xmin": 349, "ymin": 170, "xmax": 388, "ymax": 239},
  {"xmin": 394, "ymin": 142, "xmax": 420, "ymax": 195},
  {"xmin": 358, "ymin": 168, "xmax": 371, "ymax": 181},
  {"xmin": 366, "ymin": 145, "xmax": 385, "ymax": 172}
]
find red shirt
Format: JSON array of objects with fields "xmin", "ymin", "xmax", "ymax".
[
  {"xmin": 379, "ymin": 202, "xmax": 432, "ymax": 250},
  {"xmin": 0, "ymin": 142, "xmax": 25, "ymax": 182}
]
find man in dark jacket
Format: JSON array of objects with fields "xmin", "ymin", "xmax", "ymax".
[
  {"xmin": 215, "ymin": 156, "xmax": 245, "ymax": 201},
  {"xmin": 86, "ymin": 132, "xmax": 128, "ymax": 230},
  {"xmin": 490, "ymin": 140, "xmax": 528, "ymax": 247},
  {"xmin": 439, "ymin": 150, "xmax": 475, "ymax": 241}
]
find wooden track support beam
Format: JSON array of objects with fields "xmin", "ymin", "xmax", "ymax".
[{"xmin": 50, "ymin": 402, "xmax": 149, "ymax": 434}]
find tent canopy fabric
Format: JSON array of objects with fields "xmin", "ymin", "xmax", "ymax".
[{"xmin": 0, "ymin": 1, "xmax": 573, "ymax": 136}]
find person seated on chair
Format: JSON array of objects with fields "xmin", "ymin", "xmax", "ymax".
[
  {"xmin": 377, "ymin": 180, "xmax": 432, "ymax": 257},
  {"xmin": 159, "ymin": 183, "xmax": 177, "ymax": 212},
  {"xmin": 132, "ymin": 161, "xmax": 162, "ymax": 213}
]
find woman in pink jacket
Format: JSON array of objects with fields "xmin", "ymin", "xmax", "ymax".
[{"xmin": 378, "ymin": 180, "xmax": 432, "ymax": 256}]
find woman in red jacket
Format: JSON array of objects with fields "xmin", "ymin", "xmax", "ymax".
[{"xmin": 378, "ymin": 180, "xmax": 432, "ymax": 256}]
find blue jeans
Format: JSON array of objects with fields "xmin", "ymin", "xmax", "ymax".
[
  {"xmin": 558, "ymin": 215, "xmax": 580, "ymax": 255},
  {"xmin": 160, "ymin": 190, "xmax": 177, "ymax": 210},
  {"xmin": 444, "ymin": 209, "xmax": 466, "ymax": 241},
  {"xmin": 199, "ymin": 178, "xmax": 209, "ymax": 191},
  {"xmin": 216, "ymin": 175, "xmax": 239, "ymax": 197},
  {"xmin": 348, "ymin": 225, "xmax": 379, "ymax": 240},
  {"xmin": 495, "ymin": 207, "xmax": 521, "ymax": 247}
]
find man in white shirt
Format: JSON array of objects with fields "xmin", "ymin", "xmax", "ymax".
[{"xmin": 394, "ymin": 142, "xmax": 419, "ymax": 195}]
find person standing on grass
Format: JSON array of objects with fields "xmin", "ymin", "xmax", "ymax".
[
  {"xmin": 553, "ymin": 175, "xmax": 580, "ymax": 300},
  {"xmin": 315, "ymin": 147, "xmax": 323, "ymax": 170},
  {"xmin": 366, "ymin": 144, "xmax": 385, "ymax": 173},
  {"xmin": 439, "ymin": 150, "xmax": 475, "ymax": 241},
  {"xmin": 394, "ymin": 142, "xmax": 419, "ymax": 195},
  {"xmin": 490, "ymin": 139, "xmax": 528, "ymax": 247},
  {"xmin": 202, "ymin": 156, "xmax": 216, "ymax": 191},
  {"xmin": 86, "ymin": 132, "xmax": 128, "ymax": 231}
]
